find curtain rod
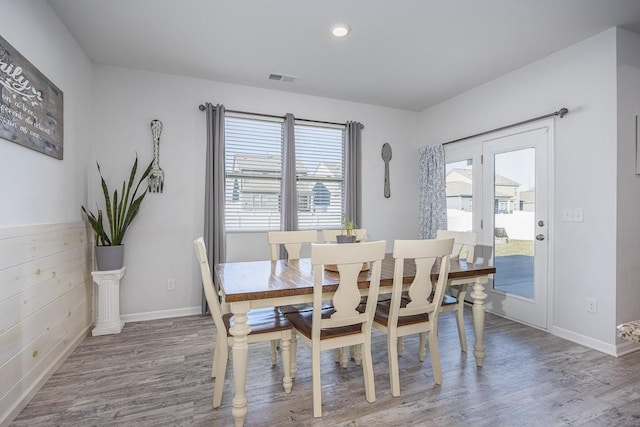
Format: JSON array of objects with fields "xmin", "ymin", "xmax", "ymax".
[
  {"xmin": 443, "ymin": 107, "xmax": 568, "ymax": 145},
  {"xmin": 198, "ymin": 103, "xmax": 364, "ymax": 129}
]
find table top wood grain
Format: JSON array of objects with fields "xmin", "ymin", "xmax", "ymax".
[{"xmin": 215, "ymin": 253, "xmax": 496, "ymax": 303}]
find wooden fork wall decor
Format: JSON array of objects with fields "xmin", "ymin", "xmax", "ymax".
[{"xmin": 148, "ymin": 119, "xmax": 165, "ymax": 193}]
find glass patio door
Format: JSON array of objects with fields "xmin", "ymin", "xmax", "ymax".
[
  {"xmin": 482, "ymin": 123, "xmax": 549, "ymax": 329},
  {"xmin": 444, "ymin": 120, "xmax": 551, "ymax": 329}
]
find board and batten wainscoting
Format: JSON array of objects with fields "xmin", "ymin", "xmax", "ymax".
[{"xmin": 0, "ymin": 222, "xmax": 92, "ymax": 426}]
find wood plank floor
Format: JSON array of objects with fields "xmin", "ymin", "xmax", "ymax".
[{"xmin": 11, "ymin": 310, "xmax": 640, "ymax": 426}]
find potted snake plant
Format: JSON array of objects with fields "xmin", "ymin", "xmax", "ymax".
[{"xmin": 82, "ymin": 155, "xmax": 152, "ymax": 270}]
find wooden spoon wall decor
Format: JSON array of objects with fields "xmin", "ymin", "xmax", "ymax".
[{"xmin": 381, "ymin": 143, "xmax": 392, "ymax": 198}]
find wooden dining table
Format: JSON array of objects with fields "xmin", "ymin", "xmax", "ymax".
[{"xmin": 214, "ymin": 253, "xmax": 496, "ymax": 426}]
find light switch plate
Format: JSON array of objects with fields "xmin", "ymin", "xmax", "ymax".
[{"xmin": 562, "ymin": 208, "xmax": 584, "ymax": 222}]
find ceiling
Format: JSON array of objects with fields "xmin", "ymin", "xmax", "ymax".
[{"xmin": 48, "ymin": 0, "xmax": 640, "ymax": 112}]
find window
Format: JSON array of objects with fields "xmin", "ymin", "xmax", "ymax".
[
  {"xmin": 295, "ymin": 124, "xmax": 344, "ymax": 230},
  {"xmin": 224, "ymin": 115, "xmax": 345, "ymax": 231},
  {"xmin": 445, "ymin": 158, "xmax": 473, "ymax": 231},
  {"xmin": 225, "ymin": 116, "xmax": 283, "ymax": 230}
]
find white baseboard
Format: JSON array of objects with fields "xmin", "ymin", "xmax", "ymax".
[
  {"xmin": 121, "ymin": 306, "xmax": 202, "ymax": 323},
  {"xmin": 551, "ymin": 325, "xmax": 617, "ymax": 356},
  {"xmin": 614, "ymin": 340, "xmax": 640, "ymax": 356}
]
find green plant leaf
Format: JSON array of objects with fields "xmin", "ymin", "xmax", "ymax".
[
  {"xmin": 82, "ymin": 155, "xmax": 152, "ymax": 247},
  {"xmin": 341, "ymin": 213, "xmax": 357, "ymax": 235}
]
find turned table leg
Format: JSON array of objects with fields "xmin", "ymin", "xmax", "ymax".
[
  {"xmin": 229, "ymin": 301, "xmax": 251, "ymax": 427},
  {"xmin": 470, "ymin": 276, "xmax": 488, "ymax": 367}
]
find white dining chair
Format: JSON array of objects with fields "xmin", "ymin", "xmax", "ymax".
[
  {"xmin": 268, "ymin": 229, "xmax": 318, "ymax": 261},
  {"xmin": 267, "ymin": 229, "xmax": 318, "ymax": 364},
  {"xmin": 434, "ymin": 229, "xmax": 478, "ymax": 352},
  {"xmin": 321, "ymin": 228, "xmax": 368, "ymax": 367},
  {"xmin": 194, "ymin": 237, "xmax": 293, "ymax": 408},
  {"xmin": 372, "ymin": 238, "xmax": 453, "ymax": 397},
  {"xmin": 284, "ymin": 240, "xmax": 387, "ymax": 417}
]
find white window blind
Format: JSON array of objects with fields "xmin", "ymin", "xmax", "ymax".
[
  {"xmin": 294, "ymin": 123, "xmax": 344, "ymax": 230},
  {"xmin": 225, "ymin": 116, "xmax": 284, "ymax": 231},
  {"xmin": 224, "ymin": 115, "xmax": 345, "ymax": 232}
]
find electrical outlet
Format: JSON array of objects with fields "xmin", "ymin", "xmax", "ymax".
[
  {"xmin": 586, "ymin": 297, "xmax": 597, "ymax": 314},
  {"xmin": 167, "ymin": 278, "xmax": 175, "ymax": 291}
]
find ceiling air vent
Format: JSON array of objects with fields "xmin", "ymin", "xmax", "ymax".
[{"xmin": 268, "ymin": 73, "xmax": 297, "ymax": 83}]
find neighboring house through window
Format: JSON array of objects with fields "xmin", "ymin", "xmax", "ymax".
[
  {"xmin": 445, "ymin": 167, "xmax": 524, "ymax": 216},
  {"xmin": 224, "ymin": 114, "xmax": 345, "ymax": 231}
]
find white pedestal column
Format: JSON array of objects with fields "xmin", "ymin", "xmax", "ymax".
[{"xmin": 91, "ymin": 267, "xmax": 126, "ymax": 336}]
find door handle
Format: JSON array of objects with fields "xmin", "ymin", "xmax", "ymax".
[{"xmin": 536, "ymin": 234, "xmax": 545, "ymax": 241}]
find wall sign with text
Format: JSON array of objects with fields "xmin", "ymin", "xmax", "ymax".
[{"xmin": 0, "ymin": 35, "xmax": 64, "ymax": 160}]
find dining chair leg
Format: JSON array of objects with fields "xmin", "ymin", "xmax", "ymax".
[
  {"xmin": 354, "ymin": 344, "xmax": 362, "ymax": 366},
  {"xmin": 211, "ymin": 348, "xmax": 219, "ymax": 379},
  {"xmin": 456, "ymin": 284, "xmax": 468, "ymax": 352},
  {"xmin": 418, "ymin": 332, "xmax": 427, "ymax": 362},
  {"xmin": 280, "ymin": 333, "xmax": 293, "ymax": 394},
  {"xmin": 455, "ymin": 305, "xmax": 468, "ymax": 352},
  {"xmin": 312, "ymin": 346, "xmax": 323, "ymax": 418},
  {"xmin": 270, "ymin": 339, "xmax": 278, "ymax": 366},
  {"xmin": 362, "ymin": 335, "xmax": 376, "ymax": 403},
  {"xmin": 334, "ymin": 348, "xmax": 341, "ymax": 363},
  {"xmin": 397, "ymin": 336, "xmax": 405, "ymax": 356},
  {"xmin": 290, "ymin": 332, "xmax": 297, "ymax": 379},
  {"xmin": 340, "ymin": 346, "xmax": 349, "ymax": 368},
  {"xmin": 213, "ymin": 347, "xmax": 229, "ymax": 408},
  {"xmin": 428, "ymin": 331, "xmax": 442, "ymax": 385},
  {"xmin": 212, "ymin": 331, "xmax": 226, "ymax": 378},
  {"xmin": 388, "ymin": 333, "xmax": 401, "ymax": 397}
]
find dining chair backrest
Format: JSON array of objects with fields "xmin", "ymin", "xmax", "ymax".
[
  {"xmin": 321, "ymin": 228, "xmax": 368, "ymax": 243},
  {"xmin": 268, "ymin": 230, "xmax": 318, "ymax": 261},
  {"xmin": 390, "ymin": 238, "xmax": 454, "ymax": 321},
  {"xmin": 310, "ymin": 240, "xmax": 386, "ymax": 334},
  {"xmin": 436, "ymin": 230, "xmax": 477, "ymax": 262},
  {"xmin": 378, "ymin": 238, "xmax": 454, "ymax": 396},
  {"xmin": 194, "ymin": 237, "xmax": 225, "ymax": 333}
]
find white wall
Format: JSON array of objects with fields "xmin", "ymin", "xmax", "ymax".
[
  {"xmin": 91, "ymin": 65, "xmax": 420, "ymax": 318},
  {"xmin": 4, "ymin": 2, "xmax": 634, "ymax": 370},
  {"xmin": 0, "ymin": 0, "xmax": 93, "ymax": 226},
  {"xmin": 615, "ymin": 28, "xmax": 640, "ymax": 352},
  {"xmin": 0, "ymin": 1, "xmax": 94, "ymax": 424},
  {"xmin": 418, "ymin": 29, "xmax": 619, "ymax": 353}
]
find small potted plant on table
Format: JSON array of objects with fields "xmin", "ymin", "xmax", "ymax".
[{"xmin": 336, "ymin": 213, "xmax": 357, "ymax": 243}]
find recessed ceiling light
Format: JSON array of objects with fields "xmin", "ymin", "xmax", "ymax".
[{"xmin": 331, "ymin": 23, "xmax": 350, "ymax": 38}]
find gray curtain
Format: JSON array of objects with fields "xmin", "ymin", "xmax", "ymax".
[
  {"xmin": 203, "ymin": 103, "xmax": 226, "ymax": 313},
  {"xmin": 281, "ymin": 113, "xmax": 297, "ymax": 231},
  {"xmin": 345, "ymin": 121, "xmax": 363, "ymax": 227},
  {"xmin": 278, "ymin": 114, "xmax": 297, "ymax": 259},
  {"xmin": 418, "ymin": 144, "xmax": 447, "ymax": 239}
]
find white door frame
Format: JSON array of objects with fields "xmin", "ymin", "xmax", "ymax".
[
  {"xmin": 444, "ymin": 119, "xmax": 555, "ymax": 331},
  {"xmin": 482, "ymin": 121, "xmax": 551, "ymax": 329}
]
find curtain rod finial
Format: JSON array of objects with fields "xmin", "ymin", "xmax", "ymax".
[
  {"xmin": 558, "ymin": 107, "xmax": 568, "ymax": 118},
  {"xmin": 198, "ymin": 104, "xmax": 206, "ymax": 111}
]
